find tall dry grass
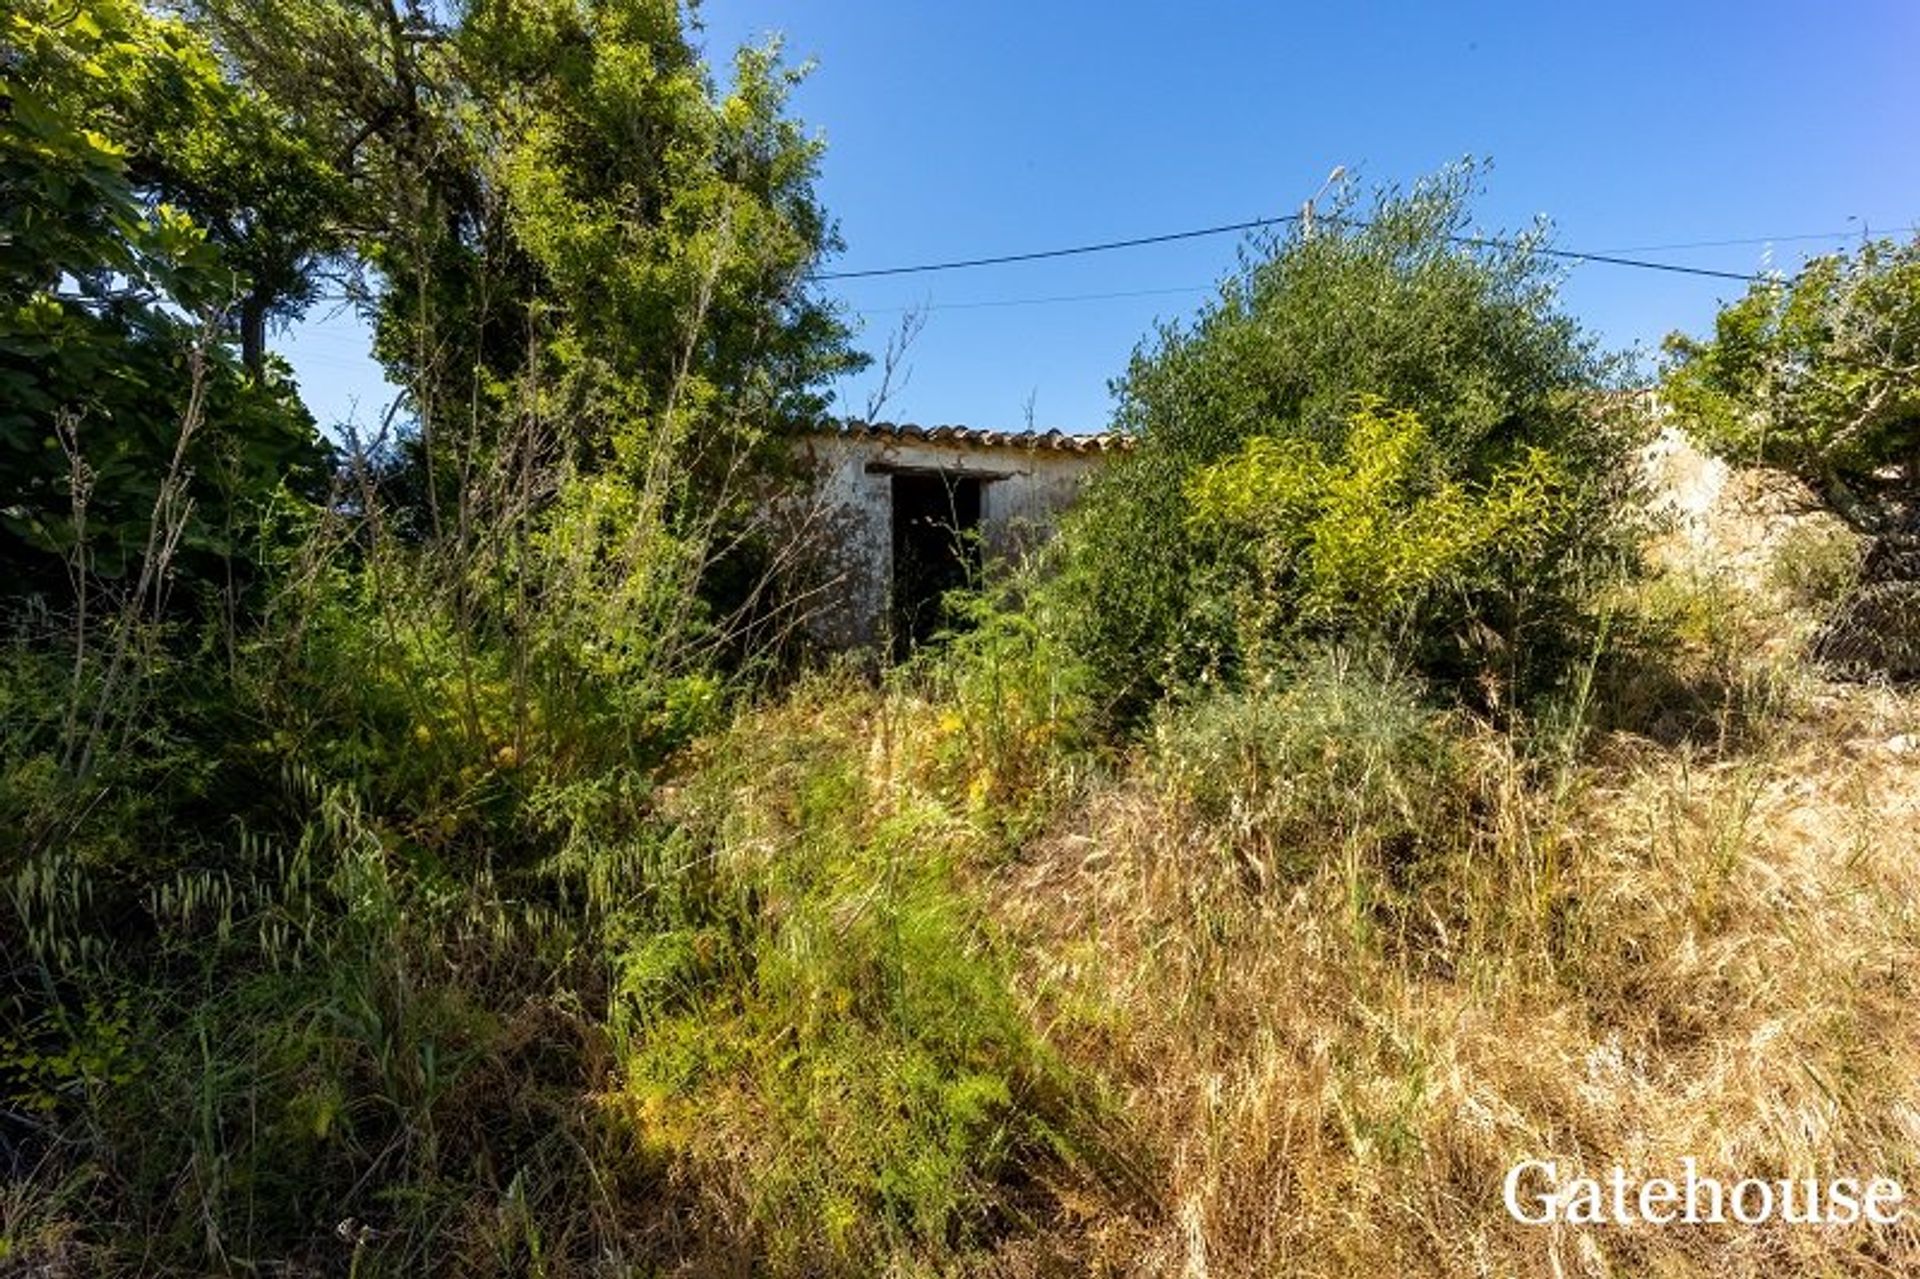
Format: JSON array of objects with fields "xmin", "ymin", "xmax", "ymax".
[
  {"xmin": 12, "ymin": 457, "xmax": 1919, "ymax": 1277},
  {"xmin": 964, "ymin": 584, "xmax": 1920, "ymax": 1277},
  {"xmin": 590, "ymin": 557, "xmax": 1920, "ymax": 1277}
]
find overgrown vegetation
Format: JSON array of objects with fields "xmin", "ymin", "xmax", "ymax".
[
  {"xmin": 6, "ymin": 5, "xmax": 1920, "ymax": 1275},
  {"xmin": 1664, "ymin": 235, "xmax": 1920, "ymax": 535},
  {"xmin": 1049, "ymin": 164, "xmax": 1649, "ymax": 723},
  {"xmin": 1664, "ymin": 233, "xmax": 1920, "ymax": 676}
]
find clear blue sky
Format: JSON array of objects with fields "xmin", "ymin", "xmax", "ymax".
[{"xmin": 283, "ymin": 0, "xmax": 1920, "ymax": 437}]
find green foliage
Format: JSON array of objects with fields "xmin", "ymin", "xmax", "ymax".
[
  {"xmin": 1152, "ymin": 650, "xmax": 1460, "ymax": 883},
  {"xmin": 910, "ymin": 583, "xmax": 1097, "ymax": 831},
  {"xmin": 1, "ymin": 0, "xmax": 326, "ymax": 597},
  {"xmin": 0, "ymin": 995, "xmax": 141, "ymax": 1113},
  {"xmin": 0, "ymin": 6, "xmax": 1047, "ymax": 1271},
  {"xmin": 199, "ymin": 0, "xmax": 863, "ymax": 497},
  {"xmin": 1185, "ymin": 399, "xmax": 1572, "ymax": 668},
  {"xmin": 611, "ymin": 689, "xmax": 1091, "ymax": 1273},
  {"xmin": 1666, "ymin": 236, "xmax": 1920, "ymax": 678},
  {"xmin": 1663, "ymin": 236, "xmax": 1920, "ymax": 531},
  {"xmin": 0, "ymin": 3, "xmax": 881, "ymax": 1271},
  {"xmin": 1050, "ymin": 161, "xmax": 1645, "ymax": 718},
  {"xmin": 8, "ymin": 0, "xmax": 350, "ymax": 350},
  {"xmin": 469, "ymin": 14, "xmax": 855, "ymax": 425},
  {"xmin": 184, "ymin": 0, "xmax": 864, "ymax": 724},
  {"xmin": 247, "ymin": 527, "xmax": 727, "ymax": 867}
]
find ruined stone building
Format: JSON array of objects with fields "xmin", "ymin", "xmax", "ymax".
[{"xmin": 792, "ymin": 421, "xmax": 1128, "ymax": 654}]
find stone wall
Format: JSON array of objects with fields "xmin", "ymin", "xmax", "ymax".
[{"xmin": 789, "ymin": 430, "xmax": 1112, "ymax": 649}]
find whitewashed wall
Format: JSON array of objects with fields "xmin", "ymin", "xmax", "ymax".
[{"xmin": 790, "ymin": 432, "xmax": 1110, "ymax": 649}]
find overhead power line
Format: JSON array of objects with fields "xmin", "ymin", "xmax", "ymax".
[
  {"xmin": 1456, "ymin": 238, "xmax": 1760, "ymax": 283},
  {"xmin": 814, "ymin": 215, "xmax": 1297, "ymax": 280},
  {"xmin": 817, "ymin": 214, "xmax": 1913, "ymax": 287},
  {"xmin": 1588, "ymin": 230, "xmax": 1902, "ymax": 254},
  {"xmin": 851, "ymin": 284, "xmax": 1213, "ymax": 316}
]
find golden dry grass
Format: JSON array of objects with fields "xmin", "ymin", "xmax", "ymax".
[
  {"xmin": 957, "ymin": 659, "xmax": 1920, "ymax": 1277},
  {"xmin": 603, "ymin": 530, "xmax": 1920, "ymax": 1278}
]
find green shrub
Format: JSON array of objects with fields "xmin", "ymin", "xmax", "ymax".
[
  {"xmin": 908, "ymin": 582, "xmax": 1098, "ymax": 835},
  {"xmin": 1049, "ymin": 162, "xmax": 1648, "ymax": 720},
  {"xmin": 608, "ymin": 688, "xmax": 1097, "ymax": 1274},
  {"xmin": 1152, "ymin": 650, "xmax": 1460, "ymax": 884},
  {"xmin": 1767, "ymin": 520, "xmax": 1864, "ymax": 614},
  {"xmin": 1184, "ymin": 399, "xmax": 1574, "ymax": 674}
]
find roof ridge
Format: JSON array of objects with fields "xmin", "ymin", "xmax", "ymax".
[{"xmin": 824, "ymin": 418, "xmax": 1132, "ymax": 452}]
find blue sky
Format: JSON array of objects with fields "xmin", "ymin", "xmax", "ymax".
[{"xmin": 283, "ymin": 0, "xmax": 1920, "ymax": 436}]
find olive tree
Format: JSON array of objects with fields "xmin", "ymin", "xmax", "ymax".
[
  {"xmin": 1663, "ymin": 235, "xmax": 1920, "ymax": 674},
  {"xmin": 1663, "ymin": 236, "xmax": 1920, "ymax": 535},
  {"xmin": 1049, "ymin": 162, "xmax": 1646, "ymax": 720}
]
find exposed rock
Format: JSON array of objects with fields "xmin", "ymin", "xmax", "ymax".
[{"xmin": 1638, "ymin": 425, "xmax": 1847, "ymax": 586}]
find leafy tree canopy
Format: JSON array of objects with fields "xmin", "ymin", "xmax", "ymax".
[
  {"xmin": 2, "ymin": 2, "xmax": 326, "ymax": 594},
  {"xmin": 198, "ymin": 0, "xmax": 863, "ymax": 489},
  {"xmin": 1049, "ymin": 162, "xmax": 1644, "ymax": 718},
  {"xmin": 1663, "ymin": 236, "xmax": 1920, "ymax": 534}
]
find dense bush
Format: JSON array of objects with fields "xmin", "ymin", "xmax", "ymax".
[
  {"xmin": 1183, "ymin": 399, "xmax": 1574, "ymax": 678},
  {"xmin": 1, "ymin": 1, "xmax": 877, "ymax": 1272},
  {"xmin": 1663, "ymin": 234, "xmax": 1920, "ymax": 677},
  {"xmin": 1049, "ymin": 162, "xmax": 1648, "ymax": 720},
  {"xmin": 610, "ymin": 683, "xmax": 1100, "ymax": 1273},
  {"xmin": 2, "ymin": 0, "xmax": 329, "ymax": 600},
  {"xmin": 1663, "ymin": 234, "xmax": 1920, "ymax": 536},
  {"xmin": 1151, "ymin": 649, "xmax": 1460, "ymax": 887},
  {"xmin": 905, "ymin": 583, "xmax": 1098, "ymax": 835}
]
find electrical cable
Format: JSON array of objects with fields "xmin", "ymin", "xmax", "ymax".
[{"xmin": 817, "ymin": 214, "xmax": 1916, "ymax": 287}]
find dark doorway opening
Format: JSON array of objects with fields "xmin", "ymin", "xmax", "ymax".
[{"xmin": 891, "ymin": 471, "xmax": 982, "ymax": 659}]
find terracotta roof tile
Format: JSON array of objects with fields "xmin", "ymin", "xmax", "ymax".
[{"xmin": 823, "ymin": 420, "xmax": 1133, "ymax": 453}]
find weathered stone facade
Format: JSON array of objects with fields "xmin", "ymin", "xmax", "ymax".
[{"xmin": 791, "ymin": 423, "xmax": 1125, "ymax": 650}]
